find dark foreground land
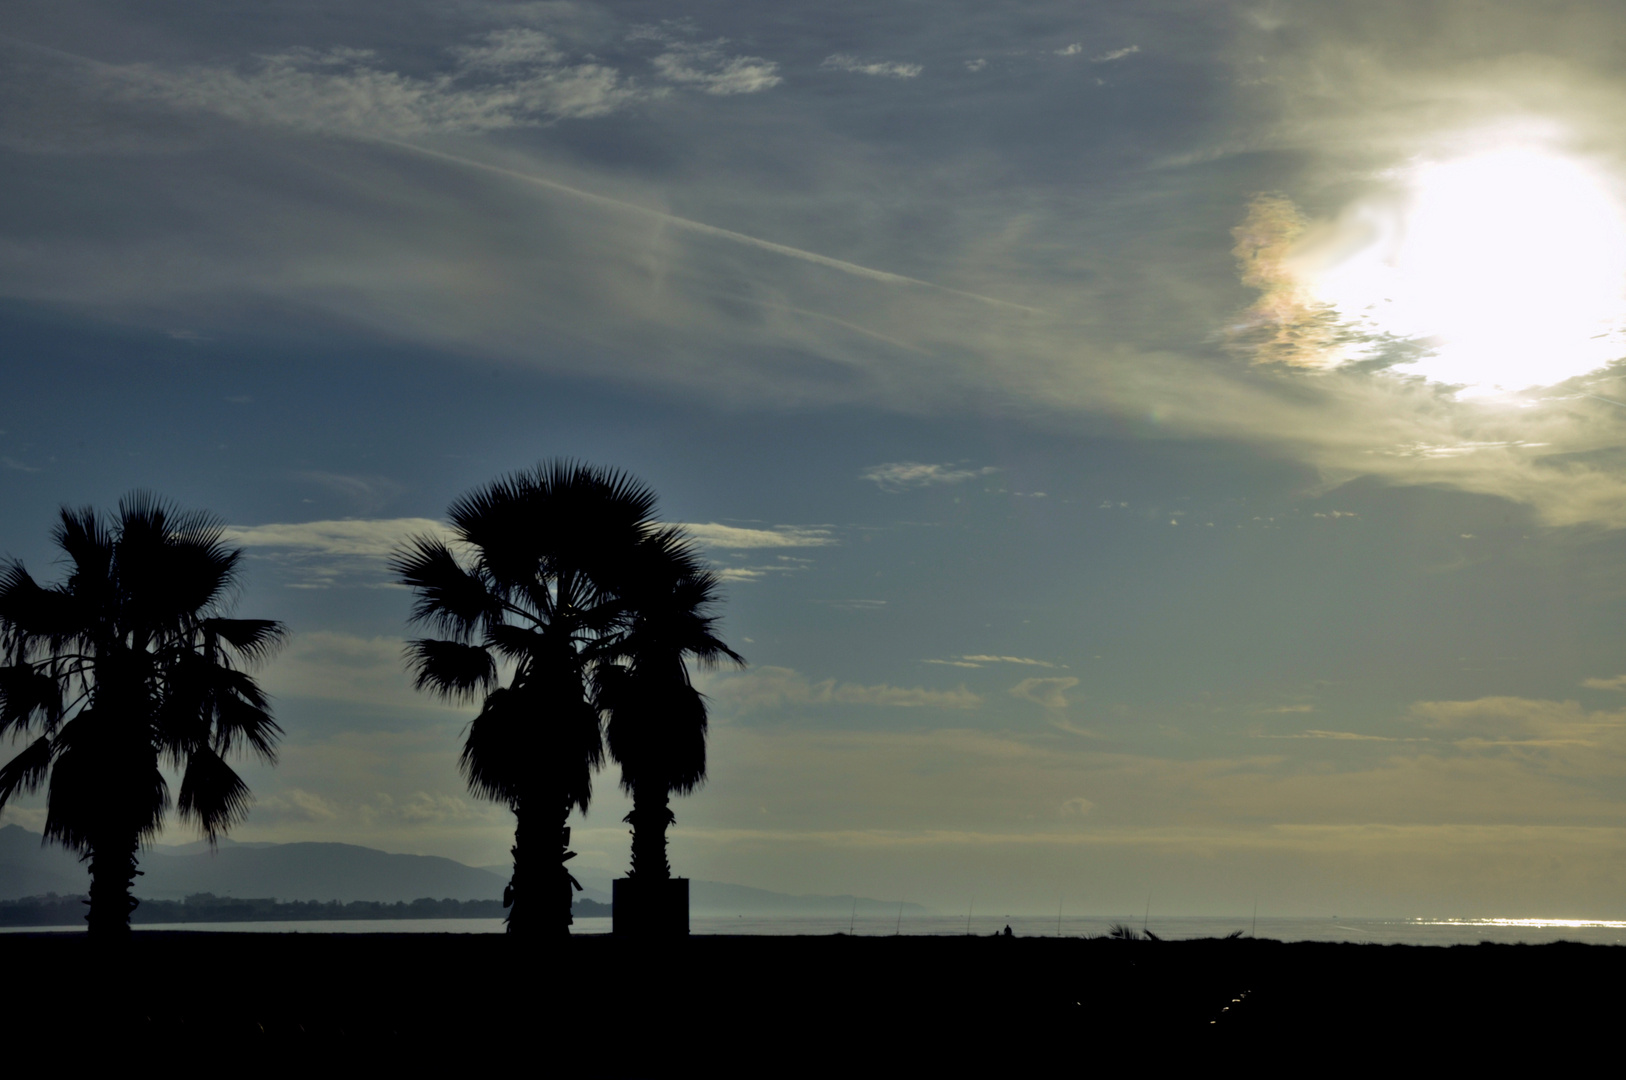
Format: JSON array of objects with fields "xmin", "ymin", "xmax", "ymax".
[{"xmin": 9, "ymin": 932, "xmax": 1619, "ymax": 1069}]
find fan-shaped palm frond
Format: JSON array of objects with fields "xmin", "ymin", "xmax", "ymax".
[
  {"xmin": 391, "ymin": 536, "xmax": 498, "ymax": 640},
  {"xmin": 405, "ymin": 639, "xmax": 498, "ymax": 702},
  {"xmin": 0, "ymin": 734, "xmax": 52, "ymax": 804},
  {"xmin": 176, "ymin": 745, "xmax": 253, "ymax": 843}
]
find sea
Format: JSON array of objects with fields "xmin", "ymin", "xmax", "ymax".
[{"xmin": 7, "ymin": 914, "xmax": 1626, "ymax": 945}]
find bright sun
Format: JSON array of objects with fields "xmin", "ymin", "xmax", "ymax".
[{"xmin": 1297, "ymin": 133, "xmax": 1626, "ymax": 395}]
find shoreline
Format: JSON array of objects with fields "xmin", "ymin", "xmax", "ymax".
[{"xmin": 8, "ymin": 910, "xmax": 1626, "ymax": 946}]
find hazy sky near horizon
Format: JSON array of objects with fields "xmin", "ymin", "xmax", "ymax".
[{"xmin": 9, "ymin": 0, "xmax": 1626, "ymax": 916}]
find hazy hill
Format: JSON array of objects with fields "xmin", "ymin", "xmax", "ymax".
[
  {"xmin": 3, "ymin": 826, "xmax": 924, "ymax": 913},
  {"xmin": 135, "ymin": 843, "xmax": 509, "ymax": 902},
  {"xmin": 0, "ymin": 825, "xmax": 89, "ymax": 898},
  {"xmin": 1, "ymin": 825, "xmax": 505, "ymax": 902}
]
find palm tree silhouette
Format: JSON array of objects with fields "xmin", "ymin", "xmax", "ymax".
[
  {"xmin": 0, "ymin": 495, "xmax": 286, "ymax": 938},
  {"xmin": 392, "ymin": 462, "xmax": 659, "ymax": 935},
  {"xmin": 599, "ymin": 529, "xmax": 743, "ymax": 887}
]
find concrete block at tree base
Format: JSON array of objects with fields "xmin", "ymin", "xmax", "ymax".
[{"xmin": 612, "ymin": 877, "xmax": 690, "ymax": 936}]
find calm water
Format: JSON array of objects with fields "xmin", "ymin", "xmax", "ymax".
[
  {"xmin": 8, "ymin": 914, "xmax": 1625, "ymax": 945},
  {"xmin": 675, "ymin": 914, "xmax": 1626, "ymax": 946}
]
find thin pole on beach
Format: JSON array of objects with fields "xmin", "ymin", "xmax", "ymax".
[
  {"xmin": 1057, "ymin": 893, "xmax": 1063, "ymax": 937},
  {"xmin": 896, "ymin": 902, "xmax": 903, "ymax": 936},
  {"xmin": 966, "ymin": 899, "xmax": 974, "ymax": 935},
  {"xmin": 1143, "ymin": 894, "xmax": 1150, "ymax": 935},
  {"xmin": 1252, "ymin": 899, "xmax": 1258, "ymax": 938},
  {"xmin": 849, "ymin": 898, "xmax": 857, "ymax": 936}
]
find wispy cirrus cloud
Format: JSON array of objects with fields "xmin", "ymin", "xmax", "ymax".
[
  {"xmin": 223, "ymin": 518, "xmax": 451, "ymax": 588},
  {"xmin": 227, "ymin": 517, "xmax": 825, "ymax": 587},
  {"xmin": 110, "ymin": 25, "xmax": 781, "ymax": 139},
  {"xmin": 820, "ymin": 54, "xmax": 923, "ymax": 79},
  {"xmin": 1255, "ymin": 729, "xmax": 1410, "ymax": 741},
  {"xmin": 652, "ymin": 40, "xmax": 781, "ymax": 94},
  {"xmin": 707, "ymin": 666, "xmax": 982, "ymax": 712},
  {"xmin": 1056, "ymin": 43, "xmax": 1138, "ymax": 61},
  {"xmin": 676, "ymin": 522, "xmax": 835, "ymax": 549},
  {"xmin": 860, "ymin": 462, "xmax": 998, "ymax": 491},
  {"xmin": 1409, "ymin": 696, "xmax": 1626, "ymax": 748},
  {"xmin": 119, "ymin": 31, "xmax": 644, "ymax": 136},
  {"xmin": 714, "ymin": 555, "xmax": 819, "ymax": 583},
  {"xmin": 1009, "ymin": 677, "xmax": 1080, "ymax": 709},
  {"xmin": 258, "ymin": 787, "xmax": 342, "ymax": 822},
  {"xmin": 926, "ymin": 655, "xmax": 1057, "ymax": 669},
  {"xmin": 224, "ymin": 518, "xmax": 450, "ymax": 558}
]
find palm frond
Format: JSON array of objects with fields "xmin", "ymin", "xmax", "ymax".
[
  {"xmin": 155, "ymin": 656, "xmax": 282, "ymax": 766},
  {"xmin": 486, "ymin": 623, "xmax": 550, "ymax": 663},
  {"xmin": 390, "ymin": 537, "xmax": 495, "ymax": 638},
  {"xmin": 116, "ymin": 497, "xmax": 239, "ymax": 633},
  {"xmin": 210, "ymin": 664, "xmax": 274, "ymax": 711},
  {"xmin": 51, "ymin": 507, "xmax": 113, "ymax": 595},
  {"xmin": 458, "ymin": 688, "xmax": 526, "ymax": 803},
  {"xmin": 0, "ymin": 734, "xmax": 54, "ymax": 808},
  {"xmin": 603, "ymin": 673, "xmax": 709, "ymax": 795},
  {"xmin": 211, "ymin": 693, "xmax": 282, "ymax": 763},
  {"xmin": 0, "ymin": 663, "xmax": 62, "ymax": 738},
  {"xmin": 153, "ymin": 668, "xmax": 213, "ymax": 768},
  {"xmin": 404, "ymin": 638, "xmax": 496, "ymax": 702},
  {"xmin": 176, "ymin": 746, "xmax": 252, "ymax": 845},
  {"xmin": 0, "ymin": 561, "xmax": 86, "ymax": 656},
  {"xmin": 44, "ymin": 715, "xmax": 171, "ymax": 852},
  {"xmin": 202, "ymin": 618, "xmax": 288, "ymax": 665},
  {"xmin": 159, "ymin": 511, "xmax": 239, "ymax": 613}
]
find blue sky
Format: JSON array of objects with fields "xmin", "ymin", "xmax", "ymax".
[{"xmin": 8, "ymin": 0, "xmax": 1626, "ymax": 916}]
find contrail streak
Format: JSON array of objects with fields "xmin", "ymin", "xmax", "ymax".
[
  {"xmin": 0, "ymin": 32, "xmax": 1039, "ymax": 314},
  {"xmin": 374, "ymin": 139, "xmax": 1041, "ymax": 314}
]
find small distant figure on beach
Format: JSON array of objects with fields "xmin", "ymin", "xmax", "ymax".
[{"xmin": 1002, "ymin": 924, "xmax": 1014, "ymax": 937}]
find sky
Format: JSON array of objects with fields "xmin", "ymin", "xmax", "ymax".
[{"xmin": 8, "ymin": 0, "xmax": 1626, "ymax": 917}]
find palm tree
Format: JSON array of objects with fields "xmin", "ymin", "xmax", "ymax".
[
  {"xmin": 0, "ymin": 494, "xmax": 286, "ymax": 938},
  {"xmin": 599, "ymin": 529, "xmax": 743, "ymax": 894},
  {"xmin": 391, "ymin": 462, "xmax": 659, "ymax": 935}
]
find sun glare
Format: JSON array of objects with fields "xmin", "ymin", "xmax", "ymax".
[{"xmin": 1297, "ymin": 133, "xmax": 1626, "ymax": 395}]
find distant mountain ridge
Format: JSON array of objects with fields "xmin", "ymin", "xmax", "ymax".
[
  {"xmin": 0, "ymin": 824, "xmax": 86, "ymax": 899},
  {"xmin": 1, "ymin": 825, "xmax": 504, "ymax": 903},
  {"xmin": 2, "ymin": 825, "xmax": 924, "ymax": 914}
]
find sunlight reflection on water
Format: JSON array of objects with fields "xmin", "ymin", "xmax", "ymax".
[{"xmin": 579, "ymin": 914, "xmax": 1626, "ymax": 946}]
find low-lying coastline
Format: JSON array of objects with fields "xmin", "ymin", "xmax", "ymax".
[{"xmin": 0, "ymin": 892, "xmax": 612, "ymax": 926}]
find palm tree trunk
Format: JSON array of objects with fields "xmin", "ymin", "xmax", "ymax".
[
  {"xmin": 557, "ymin": 804, "xmax": 578, "ymax": 934},
  {"xmin": 507, "ymin": 798, "xmax": 583, "ymax": 935},
  {"xmin": 626, "ymin": 782, "xmax": 674, "ymax": 880},
  {"xmin": 85, "ymin": 833, "xmax": 140, "ymax": 939},
  {"xmin": 503, "ymin": 804, "xmax": 522, "ymax": 934}
]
